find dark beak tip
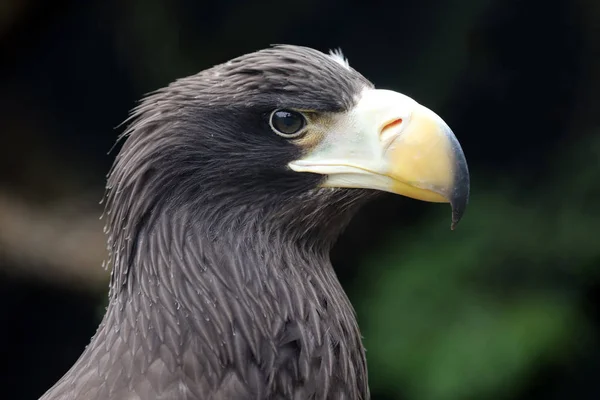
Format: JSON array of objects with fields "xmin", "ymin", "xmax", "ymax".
[
  {"xmin": 447, "ymin": 138, "xmax": 470, "ymax": 230},
  {"xmin": 449, "ymin": 168, "xmax": 470, "ymax": 231},
  {"xmin": 450, "ymin": 198, "xmax": 468, "ymax": 230}
]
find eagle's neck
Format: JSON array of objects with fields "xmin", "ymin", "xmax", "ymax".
[{"xmin": 43, "ymin": 207, "xmax": 369, "ymax": 400}]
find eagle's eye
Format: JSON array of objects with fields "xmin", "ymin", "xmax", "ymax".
[{"xmin": 269, "ymin": 109, "xmax": 307, "ymax": 138}]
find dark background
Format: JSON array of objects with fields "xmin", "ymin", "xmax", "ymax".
[{"xmin": 1, "ymin": 0, "xmax": 598, "ymax": 399}]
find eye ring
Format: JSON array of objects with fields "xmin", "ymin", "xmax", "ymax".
[{"xmin": 269, "ymin": 109, "xmax": 307, "ymax": 138}]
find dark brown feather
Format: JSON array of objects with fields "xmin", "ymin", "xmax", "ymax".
[{"xmin": 41, "ymin": 45, "xmax": 375, "ymax": 400}]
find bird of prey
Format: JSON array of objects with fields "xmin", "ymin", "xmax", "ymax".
[{"xmin": 41, "ymin": 45, "xmax": 469, "ymax": 400}]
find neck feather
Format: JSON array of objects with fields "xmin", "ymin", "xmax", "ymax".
[{"xmin": 45, "ymin": 205, "xmax": 369, "ymax": 399}]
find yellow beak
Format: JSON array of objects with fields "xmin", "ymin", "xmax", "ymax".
[{"xmin": 289, "ymin": 89, "xmax": 470, "ymax": 229}]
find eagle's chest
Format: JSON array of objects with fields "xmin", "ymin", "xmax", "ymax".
[
  {"xmin": 119, "ymin": 270, "xmax": 369, "ymax": 399},
  {"xmin": 149, "ymin": 283, "xmax": 369, "ymax": 399},
  {"xmin": 69, "ymin": 297, "xmax": 368, "ymax": 400}
]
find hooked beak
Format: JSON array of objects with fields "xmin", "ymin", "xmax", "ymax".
[{"xmin": 289, "ymin": 88, "xmax": 470, "ymax": 229}]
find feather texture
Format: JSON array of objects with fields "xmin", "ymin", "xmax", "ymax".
[{"xmin": 41, "ymin": 45, "xmax": 375, "ymax": 400}]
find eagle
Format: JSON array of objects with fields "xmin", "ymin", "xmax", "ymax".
[{"xmin": 41, "ymin": 45, "xmax": 469, "ymax": 400}]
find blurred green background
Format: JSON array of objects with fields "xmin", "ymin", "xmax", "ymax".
[{"xmin": 1, "ymin": 0, "xmax": 598, "ymax": 399}]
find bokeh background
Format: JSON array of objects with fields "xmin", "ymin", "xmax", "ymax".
[{"xmin": 1, "ymin": 0, "xmax": 598, "ymax": 399}]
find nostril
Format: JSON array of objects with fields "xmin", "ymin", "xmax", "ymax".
[
  {"xmin": 382, "ymin": 118, "xmax": 403, "ymax": 132},
  {"xmin": 380, "ymin": 118, "xmax": 403, "ymax": 142}
]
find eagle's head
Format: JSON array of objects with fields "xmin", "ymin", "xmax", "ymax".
[{"xmin": 106, "ymin": 45, "xmax": 469, "ymax": 255}]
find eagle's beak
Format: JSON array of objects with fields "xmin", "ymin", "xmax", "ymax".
[{"xmin": 289, "ymin": 88, "xmax": 470, "ymax": 229}]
